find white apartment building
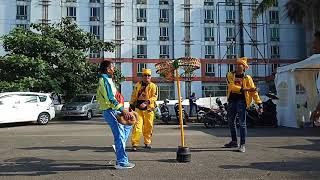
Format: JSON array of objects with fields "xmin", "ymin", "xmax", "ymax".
[{"xmin": 0, "ymin": 0, "xmax": 306, "ymax": 101}]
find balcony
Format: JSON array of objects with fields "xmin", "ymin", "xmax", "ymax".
[
  {"xmin": 204, "ymin": 2, "xmax": 214, "ymax": 6},
  {"xmin": 205, "ymin": 55, "xmax": 214, "ymax": 59},
  {"xmin": 89, "ymin": 0, "xmax": 100, "ymax": 3},
  {"xmin": 160, "ymin": 55, "xmax": 169, "ymax": 59},
  {"xmin": 159, "ymin": 1, "xmax": 169, "ymax": 5},
  {"xmin": 226, "ymin": 37, "xmax": 236, "ymax": 41},
  {"xmin": 137, "ymin": 55, "xmax": 147, "ymax": 58},
  {"xmin": 90, "ymin": 16, "xmax": 100, "ymax": 21},
  {"xmin": 66, "ymin": 16, "xmax": 77, "ymax": 21},
  {"xmin": 159, "ymin": 36, "xmax": 169, "ymax": 41},
  {"xmin": 226, "ymin": 19, "xmax": 235, "ymax": 24},
  {"xmin": 205, "ymin": 37, "xmax": 215, "ymax": 41},
  {"xmin": 205, "ymin": 72, "xmax": 215, "ymax": 76},
  {"xmin": 204, "ymin": 19, "xmax": 214, "ymax": 24},
  {"xmin": 16, "ymin": 15, "xmax": 28, "ymax": 20},
  {"xmin": 159, "ymin": 18, "xmax": 169, "ymax": 23},
  {"xmin": 137, "ymin": 0, "xmax": 147, "ymax": 5},
  {"xmin": 137, "ymin": 18, "xmax": 147, "ymax": 22},
  {"xmin": 227, "ymin": 55, "xmax": 236, "ymax": 59},
  {"xmin": 137, "ymin": 36, "xmax": 147, "ymax": 40}
]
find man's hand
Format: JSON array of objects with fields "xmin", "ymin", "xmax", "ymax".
[
  {"xmin": 122, "ymin": 110, "xmax": 132, "ymax": 120},
  {"xmin": 139, "ymin": 100, "xmax": 150, "ymax": 109},
  {"xmin": 242, "ymin": 88, "xmax": 257, "ymax": 92}
]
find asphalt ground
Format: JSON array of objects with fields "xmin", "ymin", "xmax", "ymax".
[{"xmin": 0, "ymin": 117, "xmax": 319, "ymax": 180}]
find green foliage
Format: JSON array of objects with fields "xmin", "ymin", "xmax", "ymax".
[
  {"xmin": 113, "ymin": 67, "xmax": 125, "ymax": 88},
  {"xmin": 0, "ymin": 18, "xmax": 115, "ymax": 99}
]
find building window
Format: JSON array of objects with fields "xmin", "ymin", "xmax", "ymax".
[
  {"xmin": 159, "ymin": 0, "xmax": 169, "ymax": 5},
  {"xmin": 90, "ymin": 7, "xmax": 100, "ymax": 21},
  {"xmin": 204, "ymin": 10, "xmax": 214, "ymax": 23},
  {"xmin": 16, "ymin": 5, "xmax": 28, "ymax": 20},
  {"xmin": 159, "ymin": 9, "xmax": 169, "ymax": 22},
  {"xmin": 205, "ymin": 45, "xmax": 214, "ymax": 58},
  {"xmin": 273, "ymin": 0, "xmax": 278, "ymax": 7},
  {"xmin": 205, "ymin": 64, "xmax": 215, "ymax": 76},
  {"xmin": 204, "ymin": 0, "xmax": 214, "ymax": 6},
  {"xmin": 137, "ymin": 9, "xmax": 147, "ymax": 22},
  {"xmin": 160, "ymin": 45, "xmax": 169, "ymax": 58},
  {"xmin": 269, "ymin": 11, "xmax": 279, "ymax": 24},
  {"xmin": 228, "ymin": 64, "xmax": 234, "ymax": 71},
  {"xmin": 158, "ymin": 84, "xmax": 175, "ymax": 100},
  {"xmin": 227, "ymin": 45, "xmax": 236, "ymax": 59},
  {"xmin": 270, "ymin": 28, "xmax": 280, "ymax": 41},
  {"xmin": 137, "ymin": 63, "xmax": 147, "ymax": 76},
  {"xmin": 226, "ymin": 10, "xmax": 235, "ymax": 23},
  {"xmin": 137, "ymin": 45, "xmax": 147, "ymax": 58},
  {"xmin": 204, "ymin": 27, "xmax": 214, "ymax": 41},
  {"xmin": 271, "ymin": 45, "xmax": 280, "ymax": 58},
  {"xmin": 90, "ymin": 26, "xmax": 100, "ymax": 39},
  {"xmin": 90, "ymin": 0, "xmax": 100, "ymax": 3},
  {"xmin": 67, "ymin": 7, "xmax": 77, "ymax": 20},
  {"xmin": 66, "ymin": 0, "xmax": 77, "ymax": 2},
  {"xmin": 226, "ymin": 0, "xmax": 235, "ymax": 6},
  {"xmin": 202, "ymin": 83, "xmax": 227, "ymax": 97},
  {"xmin": 137, "ymin": 0, "xmax": 147, "ymax": 4},
  {"xmin": 226, "ymin": 27, "xmax": 235, "ymax": 41},
  {"xmin": 159, "ymin": 27, "xmax": 169, "ymax": 41},
  {"xmin": 137, "ymin": 26, "xmax": 147, "ymax": 40}
]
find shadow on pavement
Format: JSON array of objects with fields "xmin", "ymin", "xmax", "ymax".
[
  {"xmin": 271, "ymin": 139, "xmax": 320, "ymax": 152},
  {"xmin": 219, "ymin": 157, "xmax": 320, "ymax": 172},
  {"xmin": 0, "ymin": 122, "xmax": 35, "ymax": 128},
  {"xmin": 20, "ymin": 146, "xmax": 115, "ymax": 153},
  {"xmin": 0, "ymin": 157, "xmax": 108, "ymax": 176},
  {"xmin": 184, "ymin": 124, "xmax": 320, "ymax": 138}
]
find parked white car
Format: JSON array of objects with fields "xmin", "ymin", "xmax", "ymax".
[{"xmin": 0, "ymin": 92, "xmax": 55, "ymax": 125}]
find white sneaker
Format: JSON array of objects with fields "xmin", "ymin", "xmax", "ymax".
[
  {"xmin": 114, "ymin": 163, "xmax": 135, "ymax": 170},
  {"xmin": 238, "ymin": 145, "xmax": 246, "ymax": 153},
  {"xmin": 112, "ymin": 145, "xmax": 116, "ymax": 153}
]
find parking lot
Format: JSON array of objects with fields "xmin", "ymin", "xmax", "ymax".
[{"xmin": 0, "ymin": 117, "xmax": 319, "ymax": 180}]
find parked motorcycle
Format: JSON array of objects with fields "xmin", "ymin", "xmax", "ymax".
[
  {"xmin": 246, "ymin": 93, "xmax": 278, "ymax": 127},
  {"xmin": 174, "ymin": 103, "xmax": 189, "ymax": 125},
  {"xmin": 160, "ymin": 99, "xmax": 171, "ymax": 124},
  {"xmin": 202, "ymin": 98, "xmax": 229, "ymax": 128}
]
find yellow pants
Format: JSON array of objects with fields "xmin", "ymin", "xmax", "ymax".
[{"xmin": 131, "ymin": 109, "xmax": 154, "ymax": 146}]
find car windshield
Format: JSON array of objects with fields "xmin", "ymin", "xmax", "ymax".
[{"xmin": 71, "ymin": 95, "xmax": 92, "ymax": 102}]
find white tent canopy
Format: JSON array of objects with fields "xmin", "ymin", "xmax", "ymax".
[{"xmin": 275, "ymin": 54, "xmax": 320, "ymax": 128}]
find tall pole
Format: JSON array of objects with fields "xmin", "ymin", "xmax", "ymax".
[
  {"xmin": 239, "ymin": 2, "xmax": 244, "ymax": 57},
  {"xmin": 175, "ymin": 68, "xmax": 185, "ymax": 147}
]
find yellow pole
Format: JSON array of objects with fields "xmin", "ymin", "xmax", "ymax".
[{"xmin": 175, "ymin": 68, "xmax": 185, "ymax": 147}]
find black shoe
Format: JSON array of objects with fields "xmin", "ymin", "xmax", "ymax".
[
  {"xmin": 131, "ymin": 146, "xmax": 138, "ymax": 151},
  {"xmin": 144, "ymin": 144, "xmax": 152, "ymax": 149},
  {"xmin": 224, "ymin": 141, "xmax": 238, "ymax": 148}
]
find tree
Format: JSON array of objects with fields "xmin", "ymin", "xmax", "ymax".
[
  {"xmin": 254, "ymin": 0, "xmax": 320, "ymax": 55},
  {"xmin": 0, "ymin": 18, "xmax": 115, "ymax": 99}
]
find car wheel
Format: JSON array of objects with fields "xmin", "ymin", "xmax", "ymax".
[
  {"xmin": 37, "ymin": 112, "xmax": 50, "ymax": 125},
  {"xmin": 86, "ymin": 110, "xmax": 92, "ymax": 120}
]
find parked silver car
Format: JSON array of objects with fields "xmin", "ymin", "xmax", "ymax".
[{"xmin": 61, "ymin": 94, "xmax": 100, "ymax": 120}]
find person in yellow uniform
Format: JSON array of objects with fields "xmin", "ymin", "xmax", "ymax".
[
  {"xmin": 224, "ymin": 57, "xmax": 263, "ymax": 153},
  {"xmin": 130, "ymin": 68, "xmax": 158, "ymax": 151}
]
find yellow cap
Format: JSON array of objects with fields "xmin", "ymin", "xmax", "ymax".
[
  {"xmin": 236, "ymin": 57, "xmax": 249, "ymax": 69},
  {"xmin": 142, "ymin": 68, "xmax": 152, "ymax": 75}
]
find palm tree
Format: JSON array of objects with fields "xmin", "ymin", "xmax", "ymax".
[{"xmin": 254, "ymin": 0, "xmax": 320, "ymax": 54}]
